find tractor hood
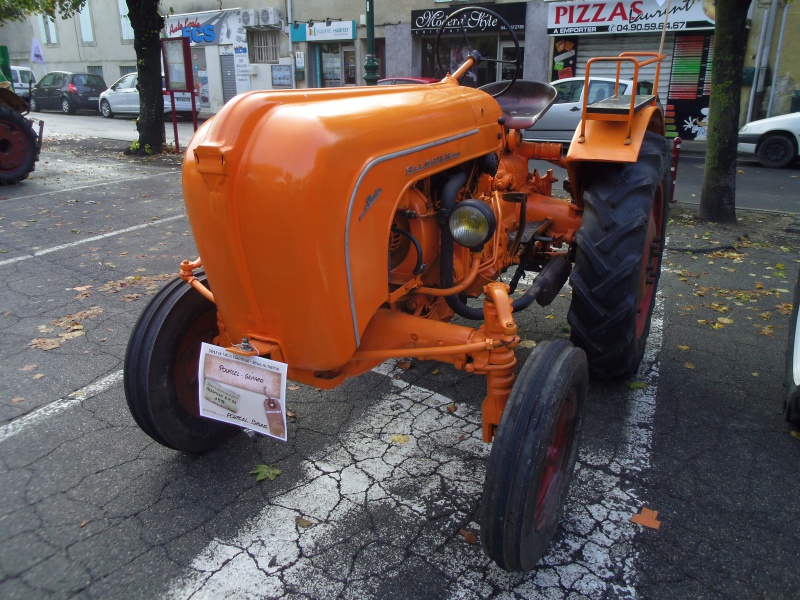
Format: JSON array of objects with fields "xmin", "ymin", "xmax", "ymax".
[{"xmin": 182, "ymin": 81, "xmax": 503, "ymax": 379}]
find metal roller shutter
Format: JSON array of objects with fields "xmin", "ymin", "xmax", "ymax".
[
  {"xmin": 220, "ymin": 54, "xmax": 237, "ymax": 104},
  {"xmin": 575, "ymin": 33, "xmax": 674, "ymax": 100}
]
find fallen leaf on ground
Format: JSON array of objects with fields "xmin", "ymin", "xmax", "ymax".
[
  {"xmin": 518, "ymin": 339, "xmax": 537, "ymax": 349},
  {"xmin": 632, "ymin": 507, "xmax": 661, "ymax": 530},
  {"xmin": 627, "ymin": 381, "xmax": 647, "ymax": 390},
  {"xmin": 80, "ymin": 520, "xmax": 89, "ymax": 528},
  {"xmin": 250, "ymin": 465, "xmax": 281, "ymax": 482},
  {"xmin": 677, "ymin": 345, "xmax": 690, "ymax": 351},
  {"xmin": 758, "ymin": 326, "xmax": 774, "ymax": 337},
  {"xmin": 29, "ymin": 338, "xmax": 61, "ymax": 351},
  {"xmin": 791, "ymin": 431, "xmax": 800, "ymax": 441},
  {"xmin": 447, "ymin": 403, "xmax": 457, "ymax": 414},
  {"xmin": 37, "ymin": 325, "xmax": 54, "ymax": 333},
  {"xmin": 295, "ymin": 516, "xmax": 314, "ymax": 528},
  {"xmin": 459, "ymin": 529, "xmax": 478, "ymax": 544},
  {"xmin": 11, "ymin": 397, "xmax": 24, "ymax": 404},
  {"xmin": 685, "ymin": 362, "xmax": 696, "ymax": 369},
  {"xmin": 32, "ymin": 374, "xmax": 44, "ymax": 380},
  {"xmin": 397, "ymin": 360, "xmax": 412, "ymax": 370},
  {"xmin": 286, "ymin": 409, "xmax": 297, "ymax": 418},
  {"xmin": 717, "ymin": 317, "xmax": 734, "ymax": 324},
  {"xmin": 122, "ymin": 294, "xmax": 140, "ymax": 302},
  {"xmin": 72, "ymin": 285, "xmax": 92, "ymax": 292},
  {"xmin": 19, "ymin": 364, "xmax": 36, "ymax": 372},
  {"xmin": 390, "ymin": 434, "xmax": 410, "ymax": 444},
  {"xmin": 287, "ymin": 385, "xmax": 300, "ymax": 391},
  {"xmin": 431, "ymin": 369, "xmax": 440, "ymax": 375}
]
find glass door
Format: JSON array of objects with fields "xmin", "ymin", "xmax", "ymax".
[
  {"xmin": 343, "ymin": 47, "xmax": 356, "ymax": 85},
  {"xmin": 500, "ymin": 40, "xmax": 524, "ymax": 81}
]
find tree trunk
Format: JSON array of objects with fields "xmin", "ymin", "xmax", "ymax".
[
  {"xmin": 699, "ymin": 0, "xmax": 752, "ymax": 223},
  {"xmin": 126, "ymin": 0, "xmax": 165, "ymax": 154}
]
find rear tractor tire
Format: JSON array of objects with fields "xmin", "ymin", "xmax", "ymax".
[
  {"xmin": 568, "ymin": 131, "xmax": 671, "ymax": 379},
  {"xmin": 124, "ymin": 274, "xmax": 239, "ymax": 453},
  {"xmin": 0, "ymin": 106, "xmax": 38, "ymax": 185},
  {"xmin": 481, "ymin": 340, "xmax": 589, "ymax": 571}
]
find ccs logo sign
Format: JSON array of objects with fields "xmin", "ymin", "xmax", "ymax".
[{"xmin": 182, "ymin": 25, "xmax": 215, "ymax": 43}]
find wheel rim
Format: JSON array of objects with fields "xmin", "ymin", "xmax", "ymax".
[
  {"xmin": 101, "ymin": 101, "xmax": 109, "ymax": 116},
  {"xmin": 173, "ymin": 309, "xmax": 218, "ymax": 417},
  {"xmin": 534, "ymin": 387, "xmax": 578, "ymax": 531},
  {"xmin": 0, "ymin": 120, "xmax": 32, "ymax": 173},
  {"xmin": 62, "ymin": 99, "xmax": 69, "ymax": 112},
  {"xmin": 635, "ymin": 185, "xmax": 665, "ymax": 337},
  {"xmin": 765, "ymin": 141, "xmax": 787, "ymax": 164}
]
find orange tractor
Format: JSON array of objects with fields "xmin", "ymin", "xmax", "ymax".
[{"xmin": 125, "ymin": 7, "xmax": 674, "ymax": 571}]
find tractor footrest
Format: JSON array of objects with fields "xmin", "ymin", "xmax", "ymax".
[
  {"xmin": 586, "ymin": 94, "xmax": 656, "ymax": 115},
  {"xmin": 509, "ymin": 219, "xmax": 552, "ymax": 245}
]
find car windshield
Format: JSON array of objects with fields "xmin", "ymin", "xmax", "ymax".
[{"xmin": 19, "ymin": 71, "xmax": 32, "ymax": 84}]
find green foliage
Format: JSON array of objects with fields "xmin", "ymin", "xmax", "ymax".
[
  {"xmin": 129, "ymin": 139, "xmax": 140, "ymax": 152},
  {"xmin": 0, "ymin": 1, "xmax": 87, "ymax": 24},
  {"xmin": 250, "ymin": 465, "xmax": 282, "ymax": 482}
]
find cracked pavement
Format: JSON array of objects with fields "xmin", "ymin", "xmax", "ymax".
[{"xmin": 1, "ymin": 136, "xmax": 799, "ymax": 598}]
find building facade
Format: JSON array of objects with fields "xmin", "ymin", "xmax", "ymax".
[{"xmin": 0, "ymin": 0, "xmax": 796, "ymax": 131}]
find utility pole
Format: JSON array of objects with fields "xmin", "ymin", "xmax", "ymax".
[{"xmin": 364, "ymin": 0, "xmax": 379, "ymax": 85}]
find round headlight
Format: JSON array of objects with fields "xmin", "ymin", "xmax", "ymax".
[{"xmin": 448, "ymin": 200, "xmax": 496, "ymax": 250}]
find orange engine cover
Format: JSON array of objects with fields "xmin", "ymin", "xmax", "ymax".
[{"xmin": 183, "ymin": 82, "xmax": 503, "ymax": 373}]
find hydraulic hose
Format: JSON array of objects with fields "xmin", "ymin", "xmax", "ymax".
[{"xmin": 439, "ymin": 171, "xmax": 571, "ymax": 319}]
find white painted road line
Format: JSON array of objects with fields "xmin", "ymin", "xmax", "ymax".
[
  {"xmin": 0, "ymin": 369, "xmax": 123, "ymax": 444},
  {"xmin": 0, "ymin": 214, "xmax": 186, "ymax": 268},
  {"xmin": 2, "ymin": 169, "xmax": 179, "ymax": 202}
]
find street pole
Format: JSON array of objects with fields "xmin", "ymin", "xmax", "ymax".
[{"xmin": 364, "ymin": 0, "xmax": 379, "ymax": 85}]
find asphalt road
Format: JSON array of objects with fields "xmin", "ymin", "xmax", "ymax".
[{"xmin": 1, "ymin": 135, "xmax": 799, "ymax": 598}]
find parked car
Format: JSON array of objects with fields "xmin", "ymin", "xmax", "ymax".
[
  {"xmin": 377, "ymin": 77, "xmax": 438, "ymax": 85},
  {"xmin": 737, "ymin": 112, "xmax": 800, "ymax": 168},
  {"xmin": 30, "ymin": 71, "xmax": 107, "ymax": 114},
  {"xmin": 99, "ymin": 73, "xmax": 195, "ymax": 121},
  {"xmin": 523, "ymin": 76, "xmax": 654, "ymax": 144},
  {"xmin": 9, "ymin": 66, "xmax": 36, "ymax": 100}
]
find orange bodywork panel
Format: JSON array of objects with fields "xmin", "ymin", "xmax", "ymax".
[{"xmin": 182, "ymin": 82, "xmax": 504, "ymax": 381}]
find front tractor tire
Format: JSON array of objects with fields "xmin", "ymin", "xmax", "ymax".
[
  {"xmin": 481, "ymin": 340, "xmax": 588, "ymax": 571},
  {"xmin": 124, "ymin": 274, "xmax": 239, "ymax": 453},
  {"xmin": 568, "ymin": 131, "xmax": 671, "ymax": 380},
  {"xmin": 0, "ymin": 106, "xmax": 38, "ymax": 185}
]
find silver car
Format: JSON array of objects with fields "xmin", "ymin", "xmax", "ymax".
[
  {"xmin": 99, "ymin": 73, "xmax": 195, "ymax": 120},
  {"xmin": 737, "ymin": 112, "xmax": 800, "ymax": 169},
  {"xmin": 523, "ymin": 76, "xmax": 648, "ymax": 144}
]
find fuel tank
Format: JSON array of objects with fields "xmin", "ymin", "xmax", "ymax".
[{"xmin": 183, "ymin": 81, "xmax": 503, "ymax": 376}]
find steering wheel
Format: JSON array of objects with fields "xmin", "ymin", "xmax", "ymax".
[{"xmin": 434, "ymin": 6, "xmax": 521, "ymax": 98}]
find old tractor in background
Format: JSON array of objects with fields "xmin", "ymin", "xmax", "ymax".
[
  {"xmin": 0, "ymin": 51, "xmax": 41, "ymax": 185},
  {"xmin": 125, "ymin": 7, "xmax": 675, "ymax": 571}
]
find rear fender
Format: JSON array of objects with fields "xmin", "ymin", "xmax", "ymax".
[{"xmin": 565, "ymin": 104, "xmax": 665, "ymax": 205}]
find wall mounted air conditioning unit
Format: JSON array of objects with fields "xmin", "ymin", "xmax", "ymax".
[
  {"xmin": 261, "ymin": 8, "xmax": 280, "ymax": 26},
  {"xmin": 241, "ymin": 8, "xmax": 280, "ymax": 27}
]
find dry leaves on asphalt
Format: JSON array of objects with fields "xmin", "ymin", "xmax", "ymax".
[{"xmin": 30, "ymin": 307, "xmax": 103, "ymax": 351}]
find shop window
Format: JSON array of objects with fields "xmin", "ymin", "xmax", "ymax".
[
  {"xmin": 38, "ymin": 15, "xmax": 58, "ymax": 45},
  {"xmin": 248, "ymin": 30, "xmax": 280, "ymax": 64}
]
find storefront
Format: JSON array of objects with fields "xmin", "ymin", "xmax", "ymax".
[
  {"xmin": 546, "ymin": 0, "xmax": 717, "ymax": 140},
  {"xmin": 163, "ymin": 7, "xmax": 292, "ymax": 113},
  {"xmin": 290, "ymin": 20, "xmax": 359, "ymax": 88},
  {"xmin": 411, "ymin": 3, "xmax": 528, "ymax": 87}
]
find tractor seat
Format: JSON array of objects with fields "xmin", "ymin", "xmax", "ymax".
[{"xmin": 480, "ymin": 80, "xmax": 558, "ymax": 130}]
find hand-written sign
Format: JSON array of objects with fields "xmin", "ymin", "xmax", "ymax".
[{"xmin": 198, "ymin": 343, "xmax": 288, "ymax": 440}]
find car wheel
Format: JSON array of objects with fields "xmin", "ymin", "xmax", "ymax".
[
  {"xmin": 757, "ymin": 134, "xmax": 796, "ymax": 168},
  {"xmin": 29, "ymin": 95, "xmax": 39, "ymax": 112},
  {"xmin": 61, "ymin": 96, "xmax": 76, "ymax": 115},
  {"xmin": 100, "ymin": 99, "xmax": 114, "ymax": 119},
  {"xmin": 179, "ymin": 112, "xmax": 194, "ymax": 122}
]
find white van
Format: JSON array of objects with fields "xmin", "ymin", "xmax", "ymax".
[{"xmin": 10, "ymin": 66, "xmax": 37, "ymax": 99}]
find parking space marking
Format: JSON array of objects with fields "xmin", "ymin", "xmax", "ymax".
[
  {"xmin": 1, "ymin": 169, "xmax": 178, "ymax": 202},
  {"xmin": 0, "ymin": 369, "xmax": 123, "ymax": 444},
  {"xmin": 0, "ymin": 214, "xmax": 185, "ymax": 268}
]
